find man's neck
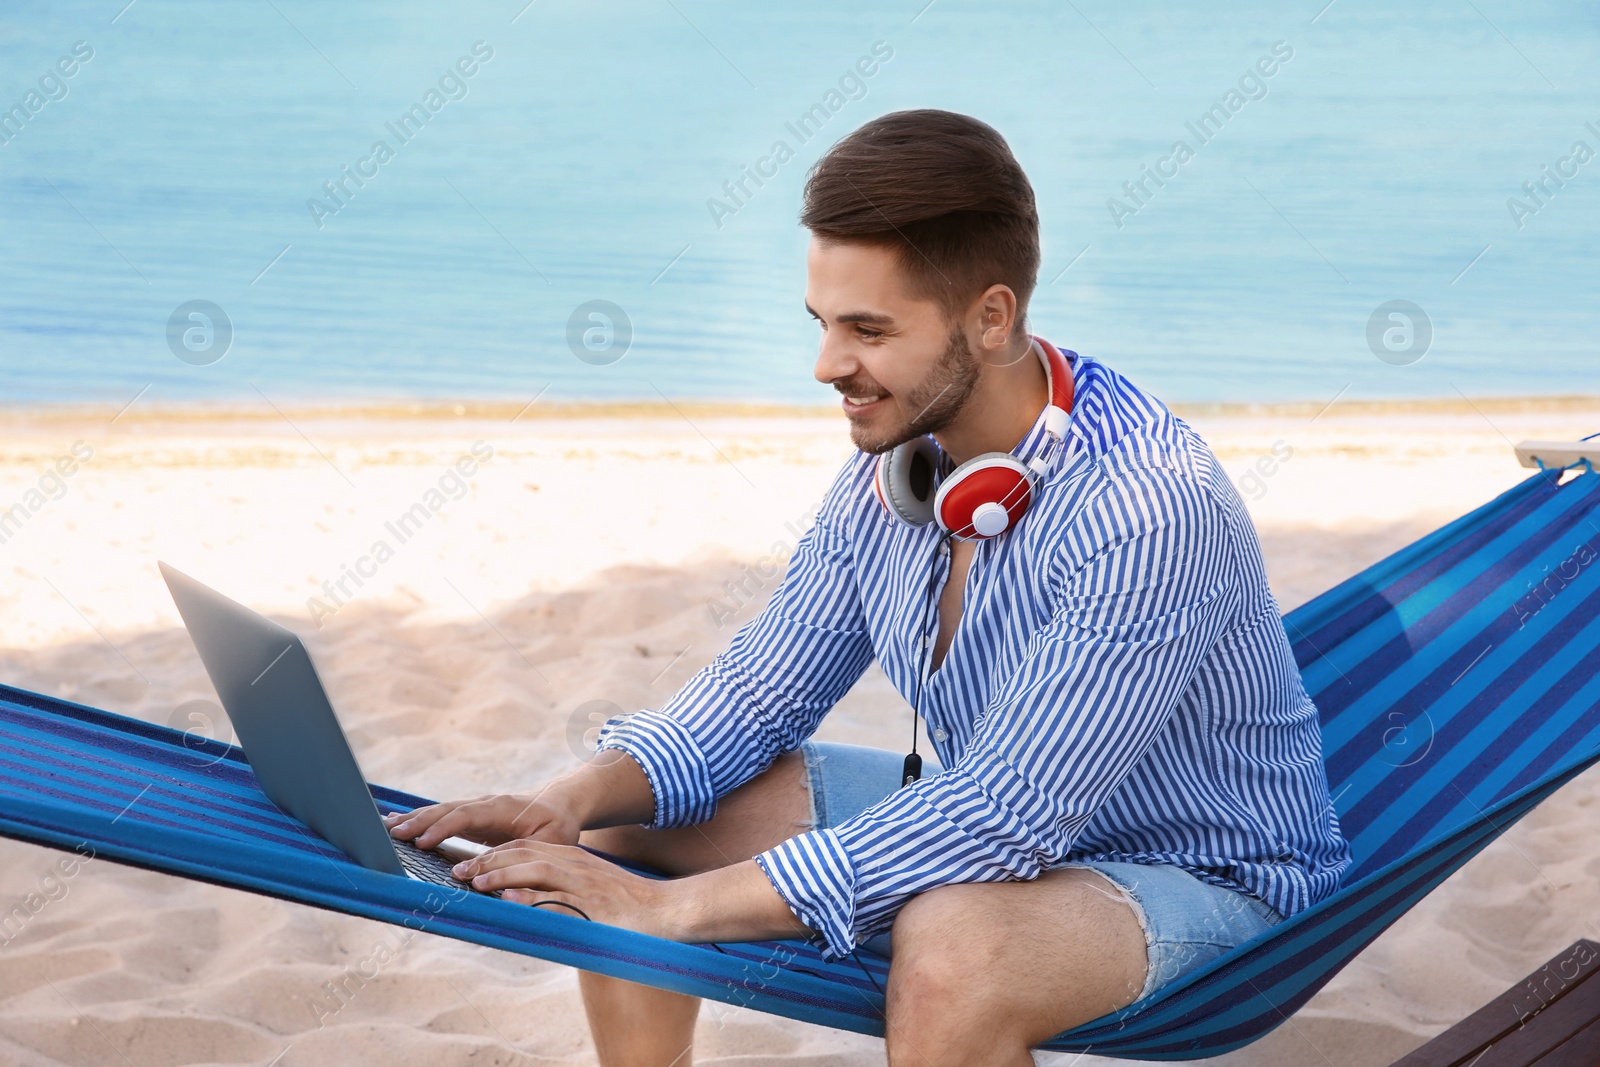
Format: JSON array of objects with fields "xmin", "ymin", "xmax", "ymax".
[{"xmin": 932, "ymin": 338, "xmax": 1049, "ymax": 466}]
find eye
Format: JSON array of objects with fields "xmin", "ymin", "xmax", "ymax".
[{"xmin": 856, "ymin": 326, "xmax": 883, "ymax": 341}]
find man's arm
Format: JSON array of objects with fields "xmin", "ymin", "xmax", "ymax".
[
  {"xmin": 753, "ymin": 461, "xmax": 1241, "ymax": 961},
  {"xmin": 593, "ymin": 454, "xmax": 877, "ymax": 832}
]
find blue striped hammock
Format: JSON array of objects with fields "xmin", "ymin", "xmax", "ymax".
[{"xmin": 3, "ymin": 465, "xmax": 1599, "ymax": 1059}]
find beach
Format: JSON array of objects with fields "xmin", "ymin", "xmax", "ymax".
[{"xmin": 3, "ymin": 396, "xmax": 1599, "ymax": 1067}]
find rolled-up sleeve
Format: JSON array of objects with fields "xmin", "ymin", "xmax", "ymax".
[
  {"xmin": 754, "ymin": 462, "xmax": 1240, "ymax": 960},
  {"xmin": 594, "ymin": 456, "xmax": 877, "ymax": 831}
]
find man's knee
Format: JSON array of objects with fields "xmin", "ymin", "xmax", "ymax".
[
  {"xmin": 883, "ymin": 914, "xmax": 1024, "ymax": 1065},
  {"xmin": 886, "ymin": 943, "xmax": 971, "ymax": 1012},
  {"xmin": 886, "ymin": 887, "xmax": 1012, "ymax": 1011},
  {"xmin": 884, "ymin": 870, "xmax": 1149, "ymax": 1050}
]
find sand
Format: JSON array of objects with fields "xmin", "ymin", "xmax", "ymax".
[{"xmin": 2, "ymin": 395, "xmax": 1598, "ymax": 1066}]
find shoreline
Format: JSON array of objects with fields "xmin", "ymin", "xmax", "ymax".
[{"xmin": 4, "ymin": 392, "xmax": 1600, "ymax": 429}]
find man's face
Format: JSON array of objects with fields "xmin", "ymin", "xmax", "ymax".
[{"xmin": 806, "ymin": 237, "xmax": 981, "ymax": 455}]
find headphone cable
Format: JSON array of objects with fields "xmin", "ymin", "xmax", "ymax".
[
  {"xmin": 904, "ymin": 529, "xmax": 952, "ymax": 786},
  {"xmin": 901, "ymin": 417, "xmax": 1070, "ymax": 784}
]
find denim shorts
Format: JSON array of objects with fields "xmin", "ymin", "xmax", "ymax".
[{"xmin": 795, "ymin": 739, "xmax": 1285, "ymax": 1003}]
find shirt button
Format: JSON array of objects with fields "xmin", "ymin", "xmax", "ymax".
[{"xmin": 933, "ymin": 727, "xmax": 947, "ymax": 742}]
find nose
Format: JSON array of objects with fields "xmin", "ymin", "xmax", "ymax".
[{"xmin": 812, "ymin": 329, "xmax": 858, "ymax": 387}]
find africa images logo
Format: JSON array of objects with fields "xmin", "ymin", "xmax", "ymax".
[
  {"xmin": 1106, "ymin": 41, "xmax": 1294, "ymax": 229},
  {"xmin": 306, "ymin": 42, "xmax": 495, "ymax": 229},
  {"xmin": 706, "ymin": 40, "xmax": 894, "ymax": 229}
]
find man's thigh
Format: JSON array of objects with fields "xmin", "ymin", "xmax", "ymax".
[
  {"xmin": 576, "ymin": 747, "xmax": 813, "ymax": 877},
  {"xmin": 885, "ymin": 865, "xmax": 1149, "ymax": 1045}
]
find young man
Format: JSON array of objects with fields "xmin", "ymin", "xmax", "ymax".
[{"xmin": 388, "ymin": 109, "xmax": 1353, "ymax": 1066}]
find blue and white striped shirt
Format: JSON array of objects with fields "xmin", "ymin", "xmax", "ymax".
[{"xmin": 596, "ymin": 348, "xmax": 1353, "ymax": 962}]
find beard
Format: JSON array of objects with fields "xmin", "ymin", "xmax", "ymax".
[{"xmin": 844, "ymin": 323, "xmax": 982, "ymax": 455}]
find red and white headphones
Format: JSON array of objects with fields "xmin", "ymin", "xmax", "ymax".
[{"xmin": 872, "ymin": 336, "xmax": 1074, "ymax": 540}]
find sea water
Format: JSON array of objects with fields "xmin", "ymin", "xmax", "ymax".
[{"xmin": 0, "ymin": 0, "xmax": 1596, "ymax": 409}]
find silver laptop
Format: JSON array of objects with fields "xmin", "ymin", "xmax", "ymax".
[{"xmin": 158, "ymin": 561, "xmax": 497, "ymax": 895}]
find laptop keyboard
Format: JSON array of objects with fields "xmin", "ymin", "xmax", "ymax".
[{"xmin": 395, "ymin": 839, "xmax": 504, "ymax": 898}]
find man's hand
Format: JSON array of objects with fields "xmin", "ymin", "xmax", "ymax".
[
  {"xmin": 388, "ymin": 748, "xmax": 662, "ymax": 857},
  {"xmin": 451, "ymin": 839, "xmax": 692, "ymax": 940},
  {"xmin": 384, "ymin": 790, "xmax": 581, "ymax": 850},
  {"xmin": 452, "ymin": 840, "xmax": 818, "ymax": 947},
  {"xmin": 387, "ymin": 749, "xmax": 659, "ymax": 851}
]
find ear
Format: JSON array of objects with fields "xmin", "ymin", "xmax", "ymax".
[{"xmin": 971, "ymin": 284, "xmax": 1022, "ymax": 364}]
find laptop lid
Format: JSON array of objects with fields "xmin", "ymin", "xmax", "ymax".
[{"xmin": 159, "ymin": 561, "xmax": 404, "ymax": 875}]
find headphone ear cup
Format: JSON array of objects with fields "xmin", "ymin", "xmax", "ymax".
[
  {"xmin": 934, "ymin": 453, "xmax": 1033, "ymax": 538},
  {"xmin": 875, "ymin": 437, "xmax": 940, "ymax": 526}
]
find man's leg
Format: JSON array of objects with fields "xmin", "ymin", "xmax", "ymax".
[
  {"xmin": 574, "ymin": 747, "xmax": 814, "ymax": 1067},
  {"xmin": 882, "ymin": 866, "xmax": 1148, "ymax": 1067}
]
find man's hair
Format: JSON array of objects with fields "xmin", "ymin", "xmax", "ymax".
[{"xmin": 800, "ymin": 109, "xmax": 1040, "ymax": 338}]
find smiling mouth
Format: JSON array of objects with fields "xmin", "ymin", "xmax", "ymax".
[{"xmin": 841, "ymin": 393, "xmax": 887, "ymax": 409}]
